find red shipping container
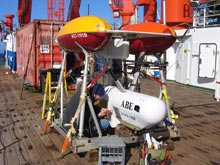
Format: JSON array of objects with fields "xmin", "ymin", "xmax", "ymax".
[{"xmin": 16, "ymin": 19, "xmax": 65, "ymax": 88}]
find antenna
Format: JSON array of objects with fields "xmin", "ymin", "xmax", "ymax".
[{"xmin": 88, "ymin": 3, "xmax": 90, "ymax": 15}]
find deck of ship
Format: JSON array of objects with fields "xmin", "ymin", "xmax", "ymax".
[{"xmin": 0, "ymin": 65, "xmax": 220, "ymax": 165}]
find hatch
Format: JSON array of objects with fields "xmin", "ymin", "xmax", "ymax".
[{"xmin": 198, "ymin": 43, "xmax": 217, "ymax": 79}]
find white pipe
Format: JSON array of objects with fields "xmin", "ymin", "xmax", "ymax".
[
  {"xmin": 129, "ymin": 72, "xmax": 139, "ymax": 91},
  {"xmin": 56, "ymin": 51, "xmax": 67, "ymax": 125},
  {"xmin": 50, "ymin": 23, "xmax": 53, "ymax": 67},
  {"xmin": 57, "ymin": 51, "xmax": 67, "ymax": 85},
  {"xmin": 77, "ymin": 43, "xmax": 90, "ymax": 138},
  {"xmin": 60, "ymin": 80, "xmax": 63, "ymax": 124},
  {"xmin": 162, "ymin": 0, "xmax": 166, "ymax": 25},
  {"xmin": 215, "ymin": 51, "xmax": 220, "ymax": 101},
  {"xmin": 203, "ymin": 7, "xmax": 206, "ymax": 27},
  {"xmin": 87, "ymin": 96, "xmax": 102, "ymax": 137}
]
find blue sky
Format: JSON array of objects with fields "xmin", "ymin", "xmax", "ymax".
[
  {"xmin": 0, "ymin": 0, "xmax": 161, "ymax": 52},
  {"xmin": 0, "ymin": 0, "xmax": 124, "ymax": 26},
  {"xmin": 0, "ymin": 0, "xmax": 162, "ymax": 26},
  {"xmin": 0, "ymin": 0, "xmax": 116, "ymax": 53}
]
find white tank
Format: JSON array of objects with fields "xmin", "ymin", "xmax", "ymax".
[{"xmin": 105, "ymin": 86, "xmax": 166, "ymax": 130}]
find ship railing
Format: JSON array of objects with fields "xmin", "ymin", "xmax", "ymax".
[{"xmin": 193, "ymin": 1, "xmax": 220, "ymax": 27}]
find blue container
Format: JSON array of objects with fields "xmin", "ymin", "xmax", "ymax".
[
  {"xmin": 96, "ymin": 57, "xmax": 102, "ymax": 71},
  {"xmin": 0, "ymin": 54, "xmax": 5, "ymax": 66},
  {"xmin": 154, "ymin": 70, "xmax": 160, "ymax": 77},
  {"xmin": 0, "ymin": 53, "xmax": 4, "ymax": 58}
]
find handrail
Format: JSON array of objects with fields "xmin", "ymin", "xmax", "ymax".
[{"xmin": 193, "ymin": 2, "xmax": 220, "ymax": 27}]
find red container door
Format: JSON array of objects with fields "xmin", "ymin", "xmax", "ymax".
[
  {"xmin": 16, "ymin": 20, "xmax": 64, "ymax": 87},
  {"xmin": 16, "ymin": 22, "xmax": 37, "ymax": 86}
]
